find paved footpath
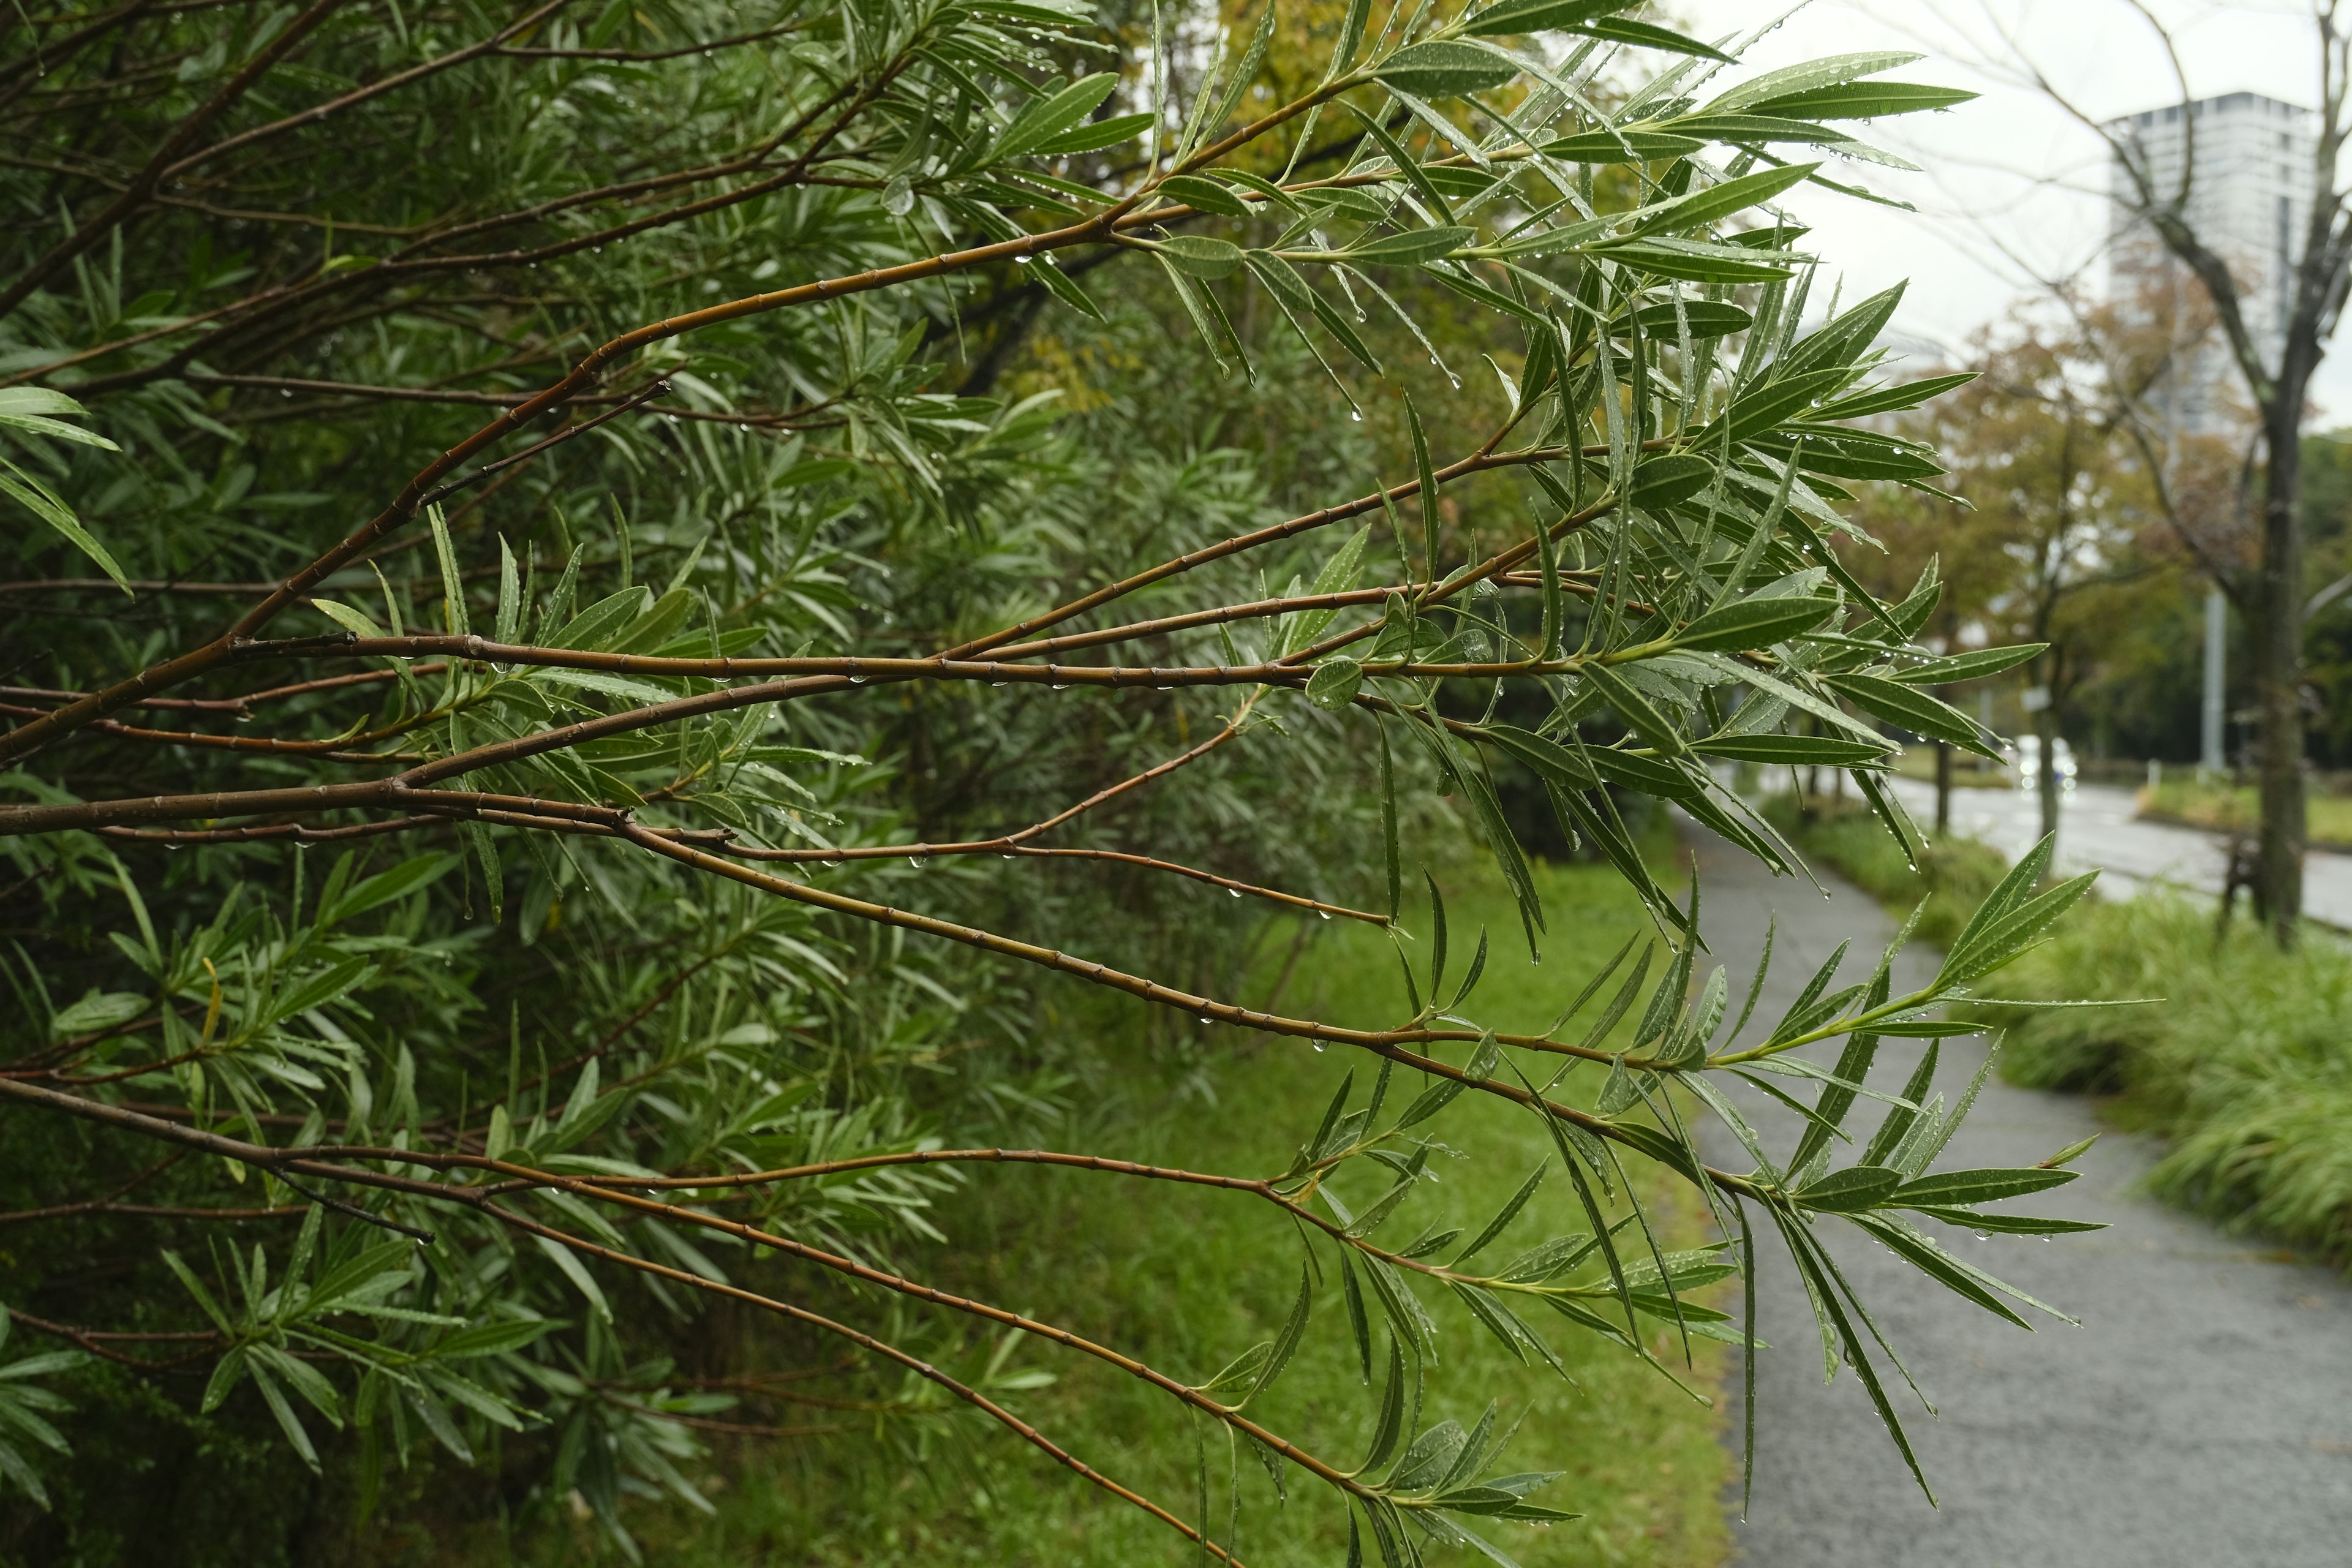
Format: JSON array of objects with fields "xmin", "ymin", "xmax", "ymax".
[{"xmin": 1681, "ymin": 824, "xmax": 2352, "ymax": 1568}]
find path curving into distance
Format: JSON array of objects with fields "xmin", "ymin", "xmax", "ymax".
[{"xmin": 1681, "ymin": 823, "xmax": 2352, "ymax": 1568}]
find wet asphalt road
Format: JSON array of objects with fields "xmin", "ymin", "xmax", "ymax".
[{"xmin": 1679, "ymin": 824, "xmax": 2352, "ymax": 1568}]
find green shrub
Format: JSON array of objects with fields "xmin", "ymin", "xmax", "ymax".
[
  {"xmin": 1983, "ymin": 899, "xmax": 2352, "ymax": 1259},
  {"xmin": 0, "ymin": 5, "xmax": 2088, "ymax": 1558}
]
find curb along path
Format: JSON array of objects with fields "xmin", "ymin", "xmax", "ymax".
[{"xmin": 1682, "ymin": 824, "xmax": 2352, "ymax": 1568}]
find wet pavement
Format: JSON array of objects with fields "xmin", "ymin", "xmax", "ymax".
[{"xmin": 1682, "ymin": 823, "xmax": 2352, "ymax": 1567}]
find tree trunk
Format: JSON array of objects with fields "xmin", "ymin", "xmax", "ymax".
[
  {"xmin": 1934, "ymin": 738, "xmax": 1952, "ymax": 837},
  {"xmin": 2253, "ymin": 395, "xmax": 2308, "ymax": 943},
  {"xmin": 2035, "ymin": 696, "xmax": 2060, "ymax": 856}
]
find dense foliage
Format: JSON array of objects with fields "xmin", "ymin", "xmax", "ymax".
[{"xmin": 1, "ymin": 2, "xmax": 2102, "ymax": 1563}]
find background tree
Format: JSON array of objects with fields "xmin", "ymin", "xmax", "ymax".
[
  {"xmin": 0, "ymin": 3, "xmax": 2097, "ymax": 1562},
  {"xmin": 1927, "ymin": 317, "xmax": 2160, "ymax": 852},
  {"xmin": 2007, "ymin": 1, "xmax": 2352, "ymax": 941}
]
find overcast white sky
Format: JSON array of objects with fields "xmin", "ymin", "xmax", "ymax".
[{"xmin": 1672, "ymin": 1, "xmax": 2351, "ymax": 417}]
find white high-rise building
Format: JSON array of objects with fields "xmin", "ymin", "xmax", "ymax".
[{"xmin": 2108, "ymin": 91, "xmax": 2314, "ymax": 437}]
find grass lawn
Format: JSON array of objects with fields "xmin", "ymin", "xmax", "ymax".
[
  {"xmin": 1887, "ymin": 747, "xmax": 2013, "ymax": 789},
  {"xmin": 481, "ymin": 857, "xmax": 1732, "ymax": 1568},
  {"xmin": 2139, "ymin": 777, "xmax": 2352, "ymax": 849}
]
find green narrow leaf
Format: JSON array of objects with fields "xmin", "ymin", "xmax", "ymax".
[
  {"xmin": 1851, "ymin": 766, "xmax": 1927, "ymax": 868},
  {"xmin": 1796, "ymin": 1164, "xmax": 1901, "ymax": 1213},
  {"xmin": 1828, "ymin": 673, "xmax": 1996, "ymax": 756},
  {"xmin": 1694, "ymin": 734, "xmax": 1890, "ymax": 766},
  {"xmin": 495, "ymin": 535, "xmax": 521, "ymax": 644},
  {"xmin": 1408, "ymin": 401, "xmax": 1440, "ymax": 584},
  {"xmin": 1373, "ymin": 41, "xmax": 1519, "ymax": 99},
  {"xmin": 1813, "ymin": 369, "xmax": 1978, "ymax": 421},
  {"xmin": 1308, "ymin": 1069, "xmax": 1359, "ymax": 1162},
  {"xmin": 1032, "ymin": 110, "xmax": 1156, "ymax": 156},
  {"xmin": 1595, "ymin": 1057, "xmax": 1640, "ymax": 1115},
  {"xmin": 1535, "ymin": 508, "xmax": 1564, "ymax": 659},
  {"xmin": 1343, "ymin": 225, "xmax": 1473, "ymax": 267},
  {"xmin": 1425, "ymin": 869, "xmax": 1450, "ymax": 1001},
  {"xmin": 1860, "ymin": 1041, "xmax": 1939, "ymax": 1167},
  {"xmin": 1453, "ymin": 1164, "xmax": 1547, "ymax": 1266},
  {"xmin": 1341, "ymin": 1251, "xmax": 1374, "ymax": 1379},
  {"xmin": 245, "ymin": 1362, "xmax": 322, "ymax": 1471},
  {"xmin": 999, "ymin": 72, "xmax": 1121, "ymax": 159},
  {"xmin": 1785, "ymin": 966, "xmax": 1891, "ymax": 1178},
  {"xmin": 0, "ymin": 457, "xmax": 130, "ymax": 593},
  {"xmin": 1723, "ymin": 914, "xmax": 1776, "ymax": 1046},
  {"xmin": 1452, "ymin": 929, "xmax": 1490, "ymax": 1009},
  {"xmin": 1341, "ymin": 102, "xmax": 1457, "ymax": 224},
  {"xmin": 530, "ymin": 1234, "xmax": 612, "ymax": 1323},
  {"xmin": 1362, "ymin": 1336, "xmax": 1408, "ymax": 1470},
  {"xmin": 428, "ymin": 504, "xmax": 467, "ymax": 636},
  {"xmin": 1028, "ymin": 254, "xmax": 1106, "ymax": 320},
  {"xmin": 1158, "ymin": 173, "xmax": 1251, "ymax": 216},
  {"xmin": 1674, "ymin": 595, "xmax": 1837, "ymax": 652},
  {"xmin": 1330, "ymin": 0, "xmax": 1372, "ymax": 75},
  {"xmin": 1619, "ymin": 162, "xmax": 1817, "ymax": 239},
  {"xmin": 1936, "ymin": 840, "xmax": 2055, "ymax": 978},
  {"xmin": 1888, "ymin": 643, "xmax": 2045, "ymax": 686},
  {"xmin": 1708, "ymin": 51, "xmax": 1926, "ymax": 115},
  {"xmin": 312, "ymin": 598, "xmax": 385, "ymax": 640},
  {"xmin": 1581, "ymin": 662, "xmax": 1686, "ymax": 755},
  {"xmin": 1159, "ymin": 235, "xmax": 1246, "ymax": 279},
  {"xmin": 1940, "ymin": 872, "xmax": 2098, "ymax": 984},
  {"xmin": 1573, "ymin": 940, "xmax": 1652, "ymax": 1053},
  {"xmin": 1546, "ymin": 931, "xmax": 1639, "ymax": 1037},
  {"xmin": 1747, "ymin": 81, "xmax": 1975, "ymax": 119},
  {"xmin": 1245, "ymin": 1264, "xmax": 1313, "ymax": 1406},
  {"xmin": 1209, "ymin": 0, "xmax": 1278, "ymax": 137},
  {"xmin": 1892, "ymin": 1167, "xmax": 2076, "ymax": 1208},
  {"xmin": 1572, "ymin": 15, "xmax": 1735, "ymax": 61}
]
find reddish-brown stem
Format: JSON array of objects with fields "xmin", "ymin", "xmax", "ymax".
[
  {"xmin": 98, "ymin": 816, "xmax": 439, "ymax": 845},
  {"xmin": 712, "ymin": 842, "xmax": 1384, "ymax": 924},
  {"xmin": 938, "ymin": 445, "xmax": 1569, "ymax": 662},
  {"xmin": 2, "ymin": 1306, "xmax": 220, "ymax": 1367},
  {"xmin": 0, "ymin": 1199, "xmax": 303, "ymax": 1224},
  {"xmin": 612, "ymin": 820, "xmax": 1676, "ymax": 1072}
]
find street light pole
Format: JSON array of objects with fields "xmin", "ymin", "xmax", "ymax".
[{"xmin": 2202, "ymin": 584, "xmax": 2227, "ymax": 776}]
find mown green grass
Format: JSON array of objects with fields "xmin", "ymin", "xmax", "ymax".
[
  {"xmin": 1886, "ymin": 748, "xmax": 2012, "ymax": 790},
  {"xmin": 2139, "ymin": 777, "xmax": 2352, "ymax": 850},
  {"xmin": 1762, "ymin": 790, "xmax": 2352, "ymax": 1269},
  {"xmin": 462, "ymin": 858, "xmax": 1732, "ymax": 1568}
]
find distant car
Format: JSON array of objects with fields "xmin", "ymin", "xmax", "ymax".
[{"xmin": 2009, "ymin": 734, "xmax": 2078, "ymax": 792}]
